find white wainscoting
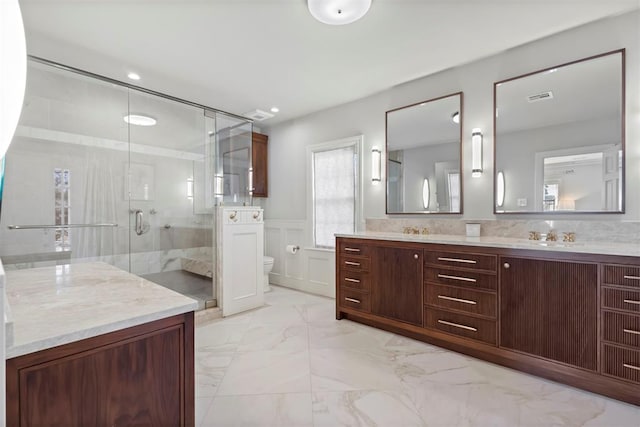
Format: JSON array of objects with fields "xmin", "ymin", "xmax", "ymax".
[{"xmin": 264, "ymin": 219, "xmax": 336, "ymax": 298}]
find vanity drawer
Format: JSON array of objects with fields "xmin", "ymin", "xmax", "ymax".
[
  {"xmin": 338, "ymin": 270, "xmax": 370, "ymax": 291},
  {"xmin": 603, "ymin": 265, "xmax": 640, "ymax": 289},
  {"xmin": 339, "ymin": 241, "xmax": 371, "ymax": 257},
  {"xmin": 425, "ymin": 267, "xmax": 497, "ymax": 291},
  {"xmin": 425, "ymin": 284, "xmax": 496, "ymax": 318},
  {"xmin": 425, "ymin": 308, "xmax": 496, "ymax": 345},
  {"xmin": 425, "ymin": 250, "xmax": 496, "ymax": 272},
  {"xmin": 602, "ymin": 344, "xmax": 640, "ymax": 384},
  {"xmin": 340, "ymin": 256, "xmax": 370, "ymax": 272},
  {"xmin": 602, "ymin": 311, "xmax": 640, "ymax": 349},
  {"xmin": 340, "ymin": 288, "xmax": 370, "ymax": 313},
  {"xmin": 602, "ymin": 287, "xmax": 640, "ymax": 314}
]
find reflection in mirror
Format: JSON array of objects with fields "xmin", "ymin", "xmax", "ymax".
[
  {"xmin": 494, "ymin": 50, "xmax": 624, "ymax": 213},
  {"xmin": 386, "ymin": 92, "xmax": 462, "ymax": 214}
]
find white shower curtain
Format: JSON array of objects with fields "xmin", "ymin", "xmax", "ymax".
[{"xmin": 76, "ymin": 156, "xmax": 118, "ymax": 259}]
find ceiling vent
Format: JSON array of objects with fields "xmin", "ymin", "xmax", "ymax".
[
  {"xmin": 243, "ymin": 109, "xmax": 274, "ymax": 121},
  {"xmin": 527, "ymin": 91, "xmax": 554, "ymax": 103}
]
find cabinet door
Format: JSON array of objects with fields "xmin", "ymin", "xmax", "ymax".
[
  {"xmin": 252, "ymin": 132, "xmax": 268, "ymax": 197},
  {"xmin": 500, "ymin": 257, "xmax": 598, "ymax": 370},
  {"xmin": 10, "ymin": 325, "xmax": 185, "ymax": 426},
  {"xmin": 372, "ymin": 246, "xmax": 423, "ymax": 326}
]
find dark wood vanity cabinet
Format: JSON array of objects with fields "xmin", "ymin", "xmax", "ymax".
[
  {"xmin": 336, "ymin": 236, "xmax": 640, "ymax": 406},
  {"xmin": 499, "ymin": 257, "xmax": 598, "ymax": 370},
  {"xmin": 371, "ymin": 245, "xmax": 423, "ymax": 326},
  {"xmin": 6, "ymin": 313, "xmax": 194, "ymax": 426},
  {"xmin": 336, "ymin": 239, "xmax": 423, "ymax": 326},
  {"xmin": 251, "ymin": 132, "xmax": 268, "ymax": 198}
]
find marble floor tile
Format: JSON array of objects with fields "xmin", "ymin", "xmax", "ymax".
[
  {"xmin": 237, "ymin": 322, "xmax": 309, "ymax": 353},
  {"xmin": 201, "ymin": 393, "xmax": 313, "ymax": 427},
  {"xmin": 312, "ymin": 390, "xmax": 425, "ymax": 427},
  {"xmin": 194, "ymin": 285, "xmax": 639, "ymax": 426},
  {"xmin": 216, "ymin": 349, "xmax": 311, "ymax": 396}
]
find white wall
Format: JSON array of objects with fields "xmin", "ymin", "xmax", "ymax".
[{"xmin": 263, "ymin": 11, "xmax": 640, "ymax": 224}]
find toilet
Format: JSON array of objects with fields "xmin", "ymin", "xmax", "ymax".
[{"xmin": 263, "ymin": 256, "xmax": 274, "ymax": 292}]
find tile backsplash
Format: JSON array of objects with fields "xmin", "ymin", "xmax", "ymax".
[{"xmin": 365, "ymin": 218, "xmax": 640, "ymax": 244}]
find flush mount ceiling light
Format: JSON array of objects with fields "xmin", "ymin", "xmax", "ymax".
[
  {"xmin": 451, "ymin": 111, "xmax": 460, "ymax": 124},
  {"xmin": 123, "ymin": 114, "xmax": 157, "ymax": 126},
  {"xmin": 308, "ymin": 0, "xmax": 372, "ymax": 25}
]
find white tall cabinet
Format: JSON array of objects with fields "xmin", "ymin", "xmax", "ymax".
[{"xmin": 217, "ymin": 206, "xmax": 264, "ymax": 316}]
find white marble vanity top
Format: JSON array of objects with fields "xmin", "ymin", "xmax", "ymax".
[
  {"xmin": 4, "ymin": 262, "xmax": 198, "ymax": 359},
  {"xmin": 337, "ymin": 231, "xmax": 640, "ymax": 258}
]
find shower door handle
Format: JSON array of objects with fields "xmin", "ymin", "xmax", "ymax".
[{"xmin": 134, "ymin": 209, "xmax": 144, "ymax": 235}]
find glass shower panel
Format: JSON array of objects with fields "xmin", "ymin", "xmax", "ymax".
[
  {"xmin": 0, "ymin": 60, "xmax": 130, "ymax": 270},
  {"xmin": 127, "ymin": 89, "xmax": 214, "ymax": 309},
  {"xmin": 215, "ymin": 113, "xmax": 253, "ymax": 206}
]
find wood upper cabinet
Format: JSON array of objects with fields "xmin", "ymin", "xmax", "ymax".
[
  {"xmin": 252, "ymin": 132, "xmax": 268, "ymax": 198},
  {"xmin": 499, "ymin": 256, "xmax": 598, "ymax": 370},
  {"xmin": 371, "ymin": 245, "xmax": 423, "ymax": 326}
]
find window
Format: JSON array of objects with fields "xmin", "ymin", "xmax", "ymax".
[
  {"xmin": 310, "ymin": 137, "xmax": 361, "ymax": 249},
  {"xmin": 54, "ymin": 168, "xmax": 70, "ymax": 251}
]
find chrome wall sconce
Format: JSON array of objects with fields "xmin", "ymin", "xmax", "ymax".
[
  {"xmin": 496, "ymin": 171, "xmax": 505, "ymax": 207},
  {"xmin": 186, "ymin": 177, "xmax": 194, "ymax": 199},
  {"xmin": 422, "ymin": 178, "xmax": 430, "ymax": 209},
  {"xmin": 371, "ymin": 147, "xmax": 381, "ymax": 183},
  {"xmin": 471, "ymin": 128, "xmax": 483, "ymax": 178}
]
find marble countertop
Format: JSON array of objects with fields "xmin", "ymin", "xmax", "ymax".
[
  {"xmin": 4, "ymin": 262, "xmax": 198, "ymax": 359},
  {"xmin": 336, "ymin": 231, "xmax": 640, "ymax": 258}
]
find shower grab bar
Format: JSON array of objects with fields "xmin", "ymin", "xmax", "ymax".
[{"xmin": 8, "ymin": 223, "xmax": 118, "ymax": 230}]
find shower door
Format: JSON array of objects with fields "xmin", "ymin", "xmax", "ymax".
[{"xmin": 127, "ymin": 90, "xmax": 215, "ymax": 309}]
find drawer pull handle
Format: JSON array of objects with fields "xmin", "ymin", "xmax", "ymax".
[
  {"xmin": 623, "ymin": 275, "xmax": 640, "ymax": 280},
  {"xmin": 437, "ymin": 257, "xmax": 477, "ymax": 264},
  {"xmin": 344, "ymin": 278, "xmax": 361, "ymax": 283},
  {"xmin": 437, "ymin": 319, "xmax": 477, "ymax": 332},
  {"xmin": 623, "ymin": 328, "xmax": 640, "ymax": 336},
  {"xmin": 345, "ymin": 261, "xmax": 360, "ymax": 266},
  {"xmin": 437, "ymin": 295, "xmax": 477, "ymax": 305},
  {"xmin": 623, "ymin": 299, "xmax": 640, "ymax": 305},
  {"xmin": 623, "ymin": 363, "xmax": 640, "ymax": 372},
  {"xmin": 437, "ymin": 274, "xmax": 477, "ymax": 283},
  {"xmin": 345, "ymin": 297, "xmax": 361, "ymax": 304},
  {"xmin": 344, "ymin": 248, "xmax": 361, "ymax": 252}
]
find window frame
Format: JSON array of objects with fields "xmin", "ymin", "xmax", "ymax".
[{"xmin": 306, "ymin": 135, "xmax": 363, "ymax": 250}]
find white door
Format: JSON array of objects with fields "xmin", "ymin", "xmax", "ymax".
[{"xmin": 219, "ymin": 207, "xmax": 264, "ymax": 316}]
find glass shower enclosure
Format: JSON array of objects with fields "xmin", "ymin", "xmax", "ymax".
[{"xmin": 0, "ymin": 58, "xmax": 252, "ymax": 310}]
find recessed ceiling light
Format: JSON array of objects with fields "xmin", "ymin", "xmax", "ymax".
[
  {"xmin": 451, "ymin": 111, "xmax": 460, "ymax": 124},
  {"xmin": 308, "ymin": 0, "xmax": 372, "ymax": 25},
  {"xmin": 127, "ymin": 72, "xmax": 141, "ymax": 81},
  {"xmin": 270, "ymin": 107, "xmax": 279, "ymax": 113},
  {"xmin": 123, "ymin": 114, "xmax": 156, "ymax": 126},
  {"xmin": 420, "ymin": 103, "xmax": 426, "ymax": 106}
]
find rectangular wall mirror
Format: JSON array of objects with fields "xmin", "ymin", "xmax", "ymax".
[
  {"xmin": 386, "ymin": 92, "xmax": 463, "ymax": 214},
  {"xmin": 494, "ymin": 49, "xmax": 625, "ymax": 214}
]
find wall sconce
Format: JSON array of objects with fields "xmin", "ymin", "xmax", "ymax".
[
  {"xmin": 371, "ymin": 147, "xmax": 381, "ymax": 184},
  {"xmin": 422, "ymin": 178, "xmax": 430, "ymax": 209},
  {"xmin": 214, "ymin": 174, "xmax": 224, "ymax": 197},
  {"xmin": 496, "ymin": 171, "xmax": 505, "ymax": 207},
  {"xmin": 186, "ymin": 177, "xmax": 194, "ymax": 199},
  {"xmin": 471, "ymin": 128, "xmax": 483, "ymax": 178}
]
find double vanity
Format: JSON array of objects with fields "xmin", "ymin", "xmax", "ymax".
[{"xmin": 336, "ymin": 233, "xmax": 640, "ymax": 406}]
